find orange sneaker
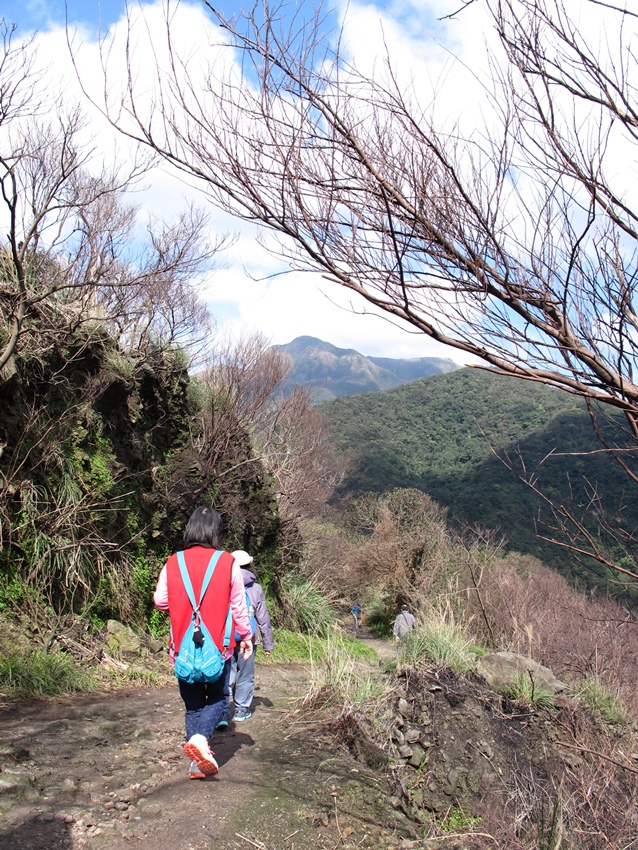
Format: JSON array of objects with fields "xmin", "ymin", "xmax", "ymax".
[{"xmin": 183, "ymin": 734, "xmax": 219, "ymax": 777}]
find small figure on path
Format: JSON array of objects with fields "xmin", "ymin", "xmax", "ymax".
[
  {"xmin": 218, "ymin": 550, "xmax": 274, "ymax": 724},
  {"xmin": 153, "ymin": 506, "xmax": 253, "ymax": 780},
  {"xmin": 350, "ymin": 603, "xmax": 362, "ymax": 633},
  {"xmin": 392, "ymin": 604, "xmax": 416, "ymax": 643}
]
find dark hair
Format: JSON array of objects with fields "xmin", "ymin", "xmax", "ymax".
[
  {"xmin": 401, "ymin": 604, "xmax": 409, "ymax": 611},
  {"xmin": 183, "ymin": 506, "xmax": 223, "ymax": 550}
]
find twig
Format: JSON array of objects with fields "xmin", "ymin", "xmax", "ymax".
[
  {"xmin": 431, "ymin": 832, "xmax": 499, "ymax": 844},
  {"xmin": 554, "ymin": 740, "xmax": 638, "ymax": 775},
  {"xmin": 331, "ymin": 790, "xmax": 343, "ymax": 849},
  {"xmin": 235, "ymin": 834, "xmax": 270, "ymax": 850}
]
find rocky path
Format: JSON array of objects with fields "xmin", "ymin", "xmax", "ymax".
[{"xmin": 0, "ymin": 654, "xmax": 415, "ymax": 850}]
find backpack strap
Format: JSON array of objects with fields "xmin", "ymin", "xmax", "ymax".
[
  {"xmin": 222, "ymin": 607, "xmax": 233, "ymax": 648},
  {"xmin": 177, "ymin": 549, "xmax": 223, "ymax": 614}
]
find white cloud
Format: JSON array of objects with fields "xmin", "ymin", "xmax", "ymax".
[
  {"xmin": 12, "ymin": 0, "xmax": 497, "ymax": 363},
  {"xmin": 207, "ymin": 260, "xmax": 466, "ymax": 360}
]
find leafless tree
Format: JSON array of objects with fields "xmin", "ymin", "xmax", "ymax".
[
  {"xmin": 93, "ymin": 0, "xmax": 638, "ymax": 581},
  {"xmin": 168, "ymin": 333, "xmax": 344, "ymax": 542},
  {"xmin": 0, "ymin": 24, "xmax": 223, "ymax": 376},
  {"xmin": 258, "ymin": 383, "xmax": 346, "ymax": 527},
  {"xmin": 349, "ymin": 489, "xmax": 453, "ymax": 609}
]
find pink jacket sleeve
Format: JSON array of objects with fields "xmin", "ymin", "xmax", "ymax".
[
  {"xmin": 230, "ymin": 559, "xmax": 252, "ymax": 641},
  {"xmin": 153, "ymin": 565, "xmax": 169, "ymax": 610}
]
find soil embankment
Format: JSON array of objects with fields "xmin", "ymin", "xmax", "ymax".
[{"xmin": 0, "ymin": 658, "xmax": 414, "ymax": 850}]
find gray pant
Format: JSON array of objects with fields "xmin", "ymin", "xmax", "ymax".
[
  {"xmin": 231, "ymin": 646, "xmax": 256, "ymax": 712},
  {"xmin": 220, "ymin": 645, "xmax": 256, "ymax": 720}
]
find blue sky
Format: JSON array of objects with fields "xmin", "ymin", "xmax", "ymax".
[
  {"xmin": 2, "ymin": 0, "xmax": 318, "ymax": 35},
  {"xmin": 3, "ymin": 0, "xmax": 122, "ymax": 33}
]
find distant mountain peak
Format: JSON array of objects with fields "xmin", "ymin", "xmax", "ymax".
[{"xmin": 273, "ymin": 337, "xmax": 459, "ymax": 400}]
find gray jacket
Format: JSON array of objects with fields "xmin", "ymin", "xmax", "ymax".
[
  {"xmin": 393, "ymin": 610, "xmax": 416, "ymax": 639},
  {"xmin": 241, "ymin": 568, "xmax": 275, "ymax": 652}
]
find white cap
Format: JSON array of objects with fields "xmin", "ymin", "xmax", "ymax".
[{"xmin": 232, "ymin": 550, "xmax": 254, "ymax": 567}]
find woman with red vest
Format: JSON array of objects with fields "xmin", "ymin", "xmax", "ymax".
[{"xmin": 153, "ymin": 506, "xmax": 253, "ymax": 780}]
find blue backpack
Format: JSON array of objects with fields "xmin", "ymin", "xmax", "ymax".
[
  {"xmin": 172, "ymin": 550, "xmax": 233, "ymax": 684},
  {"xmin": 234, "ymin": 588, "xmax": 256, "ymax": 642}
]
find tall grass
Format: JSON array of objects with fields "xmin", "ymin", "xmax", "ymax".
[
  {"xmin": 576, "ymin": 678, "xmax": 625, "ymax": 724},
  {"xmin": 399, "ymin": 611, "xmax": 477, "ymax": 674},
  {"xmin": 0, "ymin": 650, "xmax": 93, "ymax": 697},
  {"xmin": 278, "ymin": 573, "xmax": 336, "ymax": 636},
  {"xmin": 300, "ymin": 630, "xmax": 388, "ymax": 710}
]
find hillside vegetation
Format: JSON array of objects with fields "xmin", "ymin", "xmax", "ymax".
[
  {"xmin": 0, "ymin": 325, "xmax": 281, "ymax": 637},
  {"xmin": 322, "ymin": 368, "xmax": 638, "ymax": 588}
]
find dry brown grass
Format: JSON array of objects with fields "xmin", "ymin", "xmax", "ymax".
[{"xmin": 461, "ymin": 552, "xmax": 638, "ymax": 715}]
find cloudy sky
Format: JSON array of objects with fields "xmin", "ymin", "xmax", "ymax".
[{"xmin": 1, "ymin": 0, "xmax": 485, "ymax": 363}]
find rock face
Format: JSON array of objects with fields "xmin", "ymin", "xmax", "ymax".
[
  {"xmin": 371, "ymin": 663, "xmax": 638, "ymax": 849},
  {"xmin": 476, "ymin": 651, "xmax": 569, "ymax": 694},
  {"xmin": 385, "ymin": 667, "xmax": 573, "ymax": 820}
]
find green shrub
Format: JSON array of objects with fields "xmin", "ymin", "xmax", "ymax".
[
  {"xmin": 148, "ymin": 608, "xmax": 170, "ymax": 638},
  {"xmin": 0, "ymin": 650, "xmax": 93, "ymax": 697},
  {"xmin": 0, "ymin": 575, "xmax": 29, "ymax": 612},
  {"xmin": 576, "ymin": 678, "xmax": 625, "ymax": 724}
]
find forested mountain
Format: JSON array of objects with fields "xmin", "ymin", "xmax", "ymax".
[
  {"xmin": 273, "ymin": 336, "xmax": 458, "ymax": 400},
  {"xmin": 322, "ymin": 368, "xmax": 638, "ymax": 585}
]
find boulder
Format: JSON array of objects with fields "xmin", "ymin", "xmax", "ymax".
[
  {"xmin": 477, "ymin": 651, "xmax": 568, "ymax": 694},
  {"xmin": 106, "ymin": 620, "xmax": 142, "ymax": 655},
  {"xmin": 139, "ymin": 634, "xmax": 165, "ymax": 654}
]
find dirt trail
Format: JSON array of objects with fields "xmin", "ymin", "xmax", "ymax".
[{"xmin": 0, "ymin": 649, "xmax": 414, "ymax": 850}]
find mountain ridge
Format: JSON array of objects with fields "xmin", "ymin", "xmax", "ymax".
[{"xmin": 273, "ymin": 335, "xmax": 459, "ymax": 399}]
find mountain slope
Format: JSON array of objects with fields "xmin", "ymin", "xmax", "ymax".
[
  {"xmin": 273, "ymin": 336, "xmax": 458, "ymax": 400},
  {"xmin": 322, "ymin": 368, "xmax": 638, "ymax": 582}
]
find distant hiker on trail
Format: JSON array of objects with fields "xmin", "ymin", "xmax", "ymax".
[
  {"xmin": 393, "ymin": 604, "xmax": 416, "ymax": 642},
  {"xmin": 217, "ymin": 550, "xmax": 274, "ymax": 725},
  {"xmin": 350, "ymin": 603, "xmax": 362, "ymax": 633},
  {"xmin": 153, "ymin": 506, "xmax": 253, "ymax": 780}
]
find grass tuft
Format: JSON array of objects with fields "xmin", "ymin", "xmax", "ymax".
[
  {"xmin": 103, "ymin": 665, "xmax": 160, "ymax": 687},
  {"xmin": 399, "ymin": 613, "xmax": 477, "ymax": 674},
  {"xmin": 278, "ymin": 574, "xmax": 336, "ymax": 636},
  {"xmin": 576, "ymin": 677, "xmax": 625, "ymax": 724},
  {"xmin": 300, "ymin": 630, "xmax": 388, "ymax": 710},
  {"xmin": 505, "ymin": 673, "xmax": 556, "ymax": 710},
  {"xmin": 0, "ymin": 650, "xmax": 93, "ymax": 697}
]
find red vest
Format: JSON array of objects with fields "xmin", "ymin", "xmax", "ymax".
[{"xmin": 166, "ymin": 546, "xmax": 236, "ymax": 655}]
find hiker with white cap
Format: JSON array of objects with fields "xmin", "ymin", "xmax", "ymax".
[{"xmin": 218, "ymin": 549, "xmax": 274, "ymax": 724}]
